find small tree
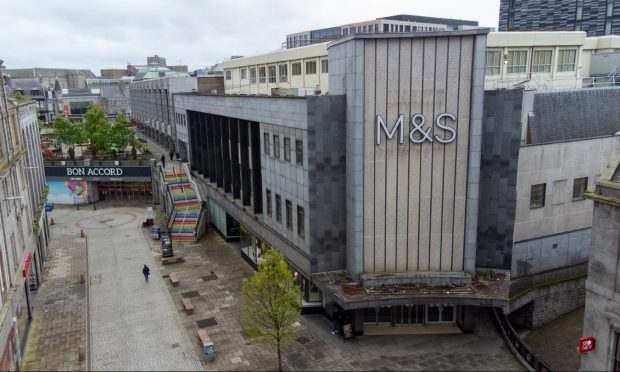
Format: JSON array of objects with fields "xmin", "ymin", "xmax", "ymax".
[
  {"xmin": 83, "ymin": 105, "xmax": 111, "ymax": 154},
  {"xmin": 109, "ymin": 114, "xmax": 136, "ymax": 153},
  {"xmin": 242, "ymin": 249, "xmax": 301, "ymax": 371}
]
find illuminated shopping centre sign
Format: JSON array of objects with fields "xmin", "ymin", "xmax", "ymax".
[{"xmin": 376, "ymin": 113, "xmax": 457, "ymax": 145}]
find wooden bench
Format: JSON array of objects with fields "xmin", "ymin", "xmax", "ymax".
[
  {"xmin": 182, "ymin": 298, "xmax": 194, "ymax": 315},
  {"xmin": 169, "ymin": 272, "xmax": 180, "ymax": 286},
  {"xmin": 161, "ymin": 256, "xmax": 185, "ymax": 265}
]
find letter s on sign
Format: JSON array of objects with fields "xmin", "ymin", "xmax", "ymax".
[{"xmin": 434, "ymin": 113, "xmax": 457, "ymax": 144}]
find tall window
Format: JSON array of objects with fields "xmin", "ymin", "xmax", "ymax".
[
  {"xmin": 532, "ymin": 50, "xmax": 553, "ymax": 73},
  {"xmin": 241, "ymin": 68, "xmax": 247, "ymax": 80},
  {"xmin": 275, "ymin": 194, "xmax": 282, "ymax": 223},
  {"xmin": 274, "ymin": 135, "xmax": 280, "ymax": 158},
  {"xmin": 268, "ymin": 65, "xmax": 277, "ymax": 83},
  {"xmin": 507, "ymin": 51, "xmax": 528, "ymax": 74},
  {"xmin": 264, "ymin": 132, "xmax": 270, "ymax": 155},
  {"xmin": 530, "ymin": 184, "xmax": 546, "ymax": 209},
  {"xmin": 558, "ymin": 49, "xmax": 577, "ymax": 72},
  {"xmin": 284, "ymin": 138, "xmax": 291, "ymax": 162},
  {"xmin": 305, "ymin": 61, "xmax": 317, "ymax": 75},
  {"xmin": 286, "ymin": 200, "xmax": 293, "ymax": 230},
  {"xmin": 572, "ymin": 177, "xmax": 588, "ymax": 201},
  {"xmin": 297, "ymin": 206, "xmax": 305, "ymax": 239},
  {"xmin": 575, "ymin": 0, "xmax": 584, "ymax": 30},
  {"xmin": 225, "ymin": 71, "xmax": 231, "ymax": 80},
  {"xmin": 321, "ymin": 59, "xmax": 328, "ymax": 74},
  {"xmin": 266, "ymin": 189, "xmax": 272, "ymax": 216},
  {"xmin": 279, "ymin": 64, "xmax": 288, "ymax": 82},
  {"xmin": 295, "ymin": 139, "xmax": 303, "ymax": 166},
  {"xmin": 259, "ymin": 67, "xmax": 266, "ymax": 83},
  {"xmin": 485, "ymin": 51, "xmax": 502, "ymax": 76},
  {"xmin": 292, "ymin": 62, "xmax": 302, "ymax": 76},
  {"xmin": 250, "ymin": 68, "xmax": 257, "ymax": 84},
  {"xmin": 606, "ymin": 0, "xmax": 615, "ymax": 35}
]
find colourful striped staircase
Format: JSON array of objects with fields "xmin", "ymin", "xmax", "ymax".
[{"xmin": 165, "ymin": 173, "xmax": 200, "ymax": 242}]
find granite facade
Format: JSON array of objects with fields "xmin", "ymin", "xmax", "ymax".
[{"xmin": 476, "ymin": 90, "xmax": 523, "ymax": 270}]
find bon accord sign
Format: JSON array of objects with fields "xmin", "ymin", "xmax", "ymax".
[
  {"xmin": 376, "ymin": 113, "xmax": 456, "ymax": 145},
  {"xmin": 45, "ymin": 166, "xmax": 151, "ymax": 180}
]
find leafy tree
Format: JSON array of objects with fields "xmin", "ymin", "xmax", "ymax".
[
  {"xmin": 83, "ymin": 105, "xmax": 111, "ymax": 155},
  {"xmin": 109, "ymin": 114, "xmax": 136, "ymax": 152},
  {"xmin": 242, "ymin": 249, "xmax": 301, "ymax": 371},
  {"xmin": 52, "ymin": 116, "xmax": 86, "ymax": 154}
]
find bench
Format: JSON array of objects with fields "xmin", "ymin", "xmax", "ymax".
[
  {"xmin": 182, "ymin": 298, "xmax": 194, "ymax": 315},
  {"xmin": 169, "ymin": 272, "xmax": 180, "ymax": 286},
  {"xmin": 161, "ymin": 256, "xmax": 185, "ymax": 265}
]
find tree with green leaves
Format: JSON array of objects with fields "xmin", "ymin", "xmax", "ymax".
[
  {"xmin": 109, "ymin": 114, "xmax": 137, "ymax": 152},
  {"xmin": 83, "ymin": 105, "xmax": 111, "ymax": 156},
  {"xmin": 242, "ymin": 249, "xmax": 301, "ymax": 371},
  {"xmin": 53, "ymin": 115, "xmax": 85, "ymax": 153},
  {"xmin": 14, "ymin": 91, "xmax": 31, "ymax": 102}
]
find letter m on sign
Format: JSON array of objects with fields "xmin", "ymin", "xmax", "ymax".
[{"xmin": 376, "ymin": 115, "xmax": 404, "ymax": 145}]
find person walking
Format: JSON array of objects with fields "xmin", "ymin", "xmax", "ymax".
[
  {"xmin": 142, "ymin": 264, "xmax": 150, "ymax": 283},
  {"xmin": 169, "ymin": 150, "xmax": 174, "ymax": 161},
  {"xmin": 160, "ymin": 154, "xmax": 166, "ymax": 168}
]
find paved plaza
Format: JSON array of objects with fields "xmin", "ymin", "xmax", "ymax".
[{"xmin": 22, "ymin": 201, "xmax": 522, "ymax": 371}]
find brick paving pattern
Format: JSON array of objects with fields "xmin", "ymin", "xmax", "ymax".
[
  {"xmin": 148, "ymin": 229, "xmax": 522, "ymax": 371},
  {"xmin": 22, "ymin": 232, "xmax": 88, "ymax": 372}
]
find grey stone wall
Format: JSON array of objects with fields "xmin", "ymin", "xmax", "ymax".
[
  {"xmin": 499, "ymin": 0, "xmax": 620, "ymax": 37},
  {"xmin": 582, "ymin": 181, "xmax": 620, "ymax": 371},
  {"xmin": 529, "ymin": 87, "xmax": 620, "ymax": 145},
  {"xmin": 476, "ymin": 90, "xmax": 523, "ymax": 270},
  {"xmin": 510, "ymin": 277, "xmax": 586, "ymax": 328},
  {"xmin": 307, "ymin": 96, "xmax": 347, "ymax": 273}
]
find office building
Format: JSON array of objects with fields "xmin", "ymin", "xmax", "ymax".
[
  {"xmin": 286, "ymin": 14, "xmax": 478, "ymax": 48},
  {"xmin": 499, "ymin": 0, "xmax": 620, "ymax": 37}
]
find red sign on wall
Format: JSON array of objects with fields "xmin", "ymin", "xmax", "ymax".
[
  {"xmin": 22, "ymin": 252, "xmax": 32, "ymax": 277},
  {"xmin": 579, "ymin": 336, "xmax": 595, "ymax": 353}
]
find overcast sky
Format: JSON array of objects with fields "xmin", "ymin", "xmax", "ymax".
[{"xmin": 0, "ymin": 0, "xmax": 500, "ymax": 75}]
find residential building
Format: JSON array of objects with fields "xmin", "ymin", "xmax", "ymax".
[
  {"xmin": 580, "ymin": 147, "xmax": 620, "ymax": 371},
  {"xmin": 0, "ymin": 59, "xmax": 49, "ymax": 371},
  {"xmin": 286, "ymin": 14, "xmax": 478, "ymax": 48},
  {"xmin": 499, "ymin": 0, "xmax": 620, "ymax": 37},
  {"xmin": 175, "ymin": 30, "xmax": 620, "ymax": 335},
  {"xmin": 147, "ymin": 55, "xmax": 167, "ymax": 66}
]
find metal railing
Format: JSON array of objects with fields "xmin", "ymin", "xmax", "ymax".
[
  {"xmin": 491, "ymin": 307, "xmax": 554, "ymax": 372},
  {"xmin": 168, "ymin": 165, "xmax": 197, "ymax": 240}
]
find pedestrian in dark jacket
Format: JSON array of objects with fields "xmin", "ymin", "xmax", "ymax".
[
  {"xmin": 160, "ymin": 155, "xmax": 166, "ymax": 168},
  {"xmin": 142, "ymin": 265, "xmax": 150, "ymax": 283},
  {"xmin": 169, "ymin": 150, "xmax": 174, "ymax": 161}
]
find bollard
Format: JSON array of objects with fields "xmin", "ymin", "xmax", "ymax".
[
  {"xmin": 80, "ymin": 229, "xmax": 84, "ymax": 238},
  {"xmin": 50, "ymin": 218, "xmax": 54, "ymax": 225},
  {"xmin": 80, "ymin": 273, "xmax": 85, "ymax": 284},
  {"xmin": 78, "ymin": 346, "xmax": 85, "ymax": 362}
]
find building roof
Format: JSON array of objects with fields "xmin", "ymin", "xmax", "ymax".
[
  {"xmin": 100, "ymin": 85, "xmax": 128, "ymax": 99},
  {"xmin": 9, "ymin": 78, "xmax": 43, "ymax": 92},
  {"xmin": 4, "ymin": 67, "xmax": 96, "ymax": 79},
  {"xmin": 132, "ymin": 66, "xmax": 189, "ymax": 81},
  {"xmin": 379, "ymin": 14, "xmax": 479, "ymax": 27},
  {"xmin": 528, "ymin": 87, "xmax": 620, "ymax": 145},
  {"xmin": 63, "ymin": 88, "xmax": 99, "ymax": 97}
]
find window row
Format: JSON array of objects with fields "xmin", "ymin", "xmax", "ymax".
[
  {"xmin": 529, "ymin": 177, "xmax": 588, "ymax": 209},
  {"xmin": 341, "ymin": 23, "xmax": 443, "ymax": 36},
  {"xmin": 227, "ymin": 60, "xmax": 328, "ymax": 84},
  {"xmin": 263, "ymin": 133, "xmax": 303, "ymax": 166},
  {"xmin": 175, "ymin": 112, "xmax": 187, "ymax": 127},
  {"xmin": 485, "ymin": 49, "xmax": 577, "ymax": 76},
  {"xmin": 265, "ymin": 190, "xmax": 305, "ymax": 239}
]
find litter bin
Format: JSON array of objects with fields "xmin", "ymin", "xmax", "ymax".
[
  {"xmin": 151, "ymin": 225, "xmax": 160, "ymax": 240},
  {"xmin": 161, "ymin": 237, "xmax": 173, "ymax": 257}
]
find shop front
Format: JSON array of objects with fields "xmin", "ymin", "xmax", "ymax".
[{"xmin": 44, "ymin": 161, "xmax": 154, "ymax": 204}]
